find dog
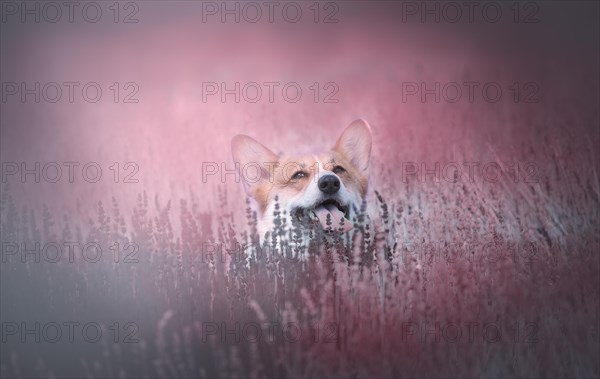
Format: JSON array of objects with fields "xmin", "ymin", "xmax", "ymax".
[{"xmin": 231, "ymin": 119, "xmax": 372, "ymax": 242}]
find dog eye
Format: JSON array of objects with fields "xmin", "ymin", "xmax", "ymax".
[
  {"xmin": 333, "ymin": 165, "xmax": 346, "ymax": 174},
  {"xmin": 291, "ymin": 171, "xmax": 307, "ymax": 180}
]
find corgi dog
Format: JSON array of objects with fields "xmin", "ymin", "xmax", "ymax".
[{"xmin": 231, "ymin": 119, "xmax": 372, "ymax": 241}]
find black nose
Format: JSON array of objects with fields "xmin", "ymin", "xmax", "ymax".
[{"xmin": 318, "ymin": 175, "xmax": 340, "ymax": 195}]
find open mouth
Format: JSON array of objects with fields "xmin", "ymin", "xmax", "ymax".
[
  {"xmin": 317, "ymin": 199, "xmax": 350, "ymax": 219},
  {"xmin": 293, "ymin": 199, "xmax": 352, "ymax": 232}
]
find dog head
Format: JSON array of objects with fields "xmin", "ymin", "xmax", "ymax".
[{"xmin": 231, "ymin": 119, "xmax": 372, "ymax": 236}]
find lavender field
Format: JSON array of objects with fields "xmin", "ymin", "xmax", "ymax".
[{"xmin": 1, "ymin": 1, "xmax": 599, "ymax": 378}]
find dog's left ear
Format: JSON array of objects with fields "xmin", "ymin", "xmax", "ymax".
[{"xmin": 333, "ymin": 119, "xmax": 372, "ymax": 172}]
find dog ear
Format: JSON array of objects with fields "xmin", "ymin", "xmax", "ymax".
[
  {"xmin": 333, "ymin": 119, "xmax": 372, "ymax": 172},
  {"xmin": 231, "ymin": 135, "xmax": 278, "ymax": 194}
]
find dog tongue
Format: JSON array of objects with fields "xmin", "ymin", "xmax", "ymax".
[{"xmin": 312, "ymin": 204, "xmax": 353, "ymax": 232}]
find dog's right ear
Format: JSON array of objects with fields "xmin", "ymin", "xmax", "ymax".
[{"xmin": 231, "ymin": 135, "xmax": 278, "ymax": 194}]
